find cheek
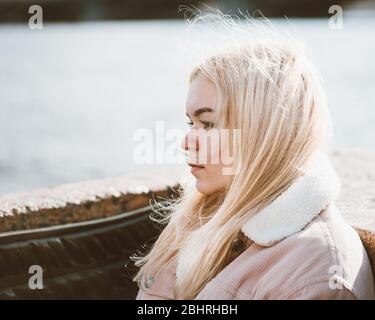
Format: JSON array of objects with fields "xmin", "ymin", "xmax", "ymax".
[{"xmin": 199, "ymin": 134, "xmax": 221, "ymax": 165}]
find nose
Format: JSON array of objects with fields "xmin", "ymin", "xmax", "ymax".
[{"xmin": 180, "ymin": 130, "xmax": 199, "ymax": 152}]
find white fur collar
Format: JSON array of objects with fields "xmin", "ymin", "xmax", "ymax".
[{"xmin": 241, "ymin": 152, "xmax": 341, "ymax": 247}]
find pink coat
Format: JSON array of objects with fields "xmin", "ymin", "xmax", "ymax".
[{"xmin": 136, "ymin": 154, "xmax": 375, "ymax": 300}]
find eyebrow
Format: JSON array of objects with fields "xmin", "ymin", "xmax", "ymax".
[{"xmin": 186, "ymin": 107, "xmax": 213, "ymax": 118}]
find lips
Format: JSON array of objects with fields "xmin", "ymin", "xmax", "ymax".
[
  {"xmin": 188, "ymin": 163, "xmax": 205, "ymax": 168},
  {"xmin": 188, "ymin": 163, "xmax": 205, "ymax": 174}
]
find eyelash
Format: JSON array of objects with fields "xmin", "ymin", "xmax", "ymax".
[{"xmin": 187, "ymin": 121, "xmax": 214, "ymax": 129}]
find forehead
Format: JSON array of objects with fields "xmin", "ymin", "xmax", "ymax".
[{"xmin": 186, "ymin": 73, "xmax": 217, "ymax": 115}]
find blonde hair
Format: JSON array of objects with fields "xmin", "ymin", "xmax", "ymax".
[{"xmin": 132, "ymin": 8, "xmax": 332, "ymax": 299}]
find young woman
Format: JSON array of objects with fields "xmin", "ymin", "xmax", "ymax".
[{"xmin": 133, "ymin": 11, "xmax": 374, "ymax": 300}]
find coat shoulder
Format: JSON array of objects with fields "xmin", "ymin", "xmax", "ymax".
[{"xmin": 232, "ymin": 205, "xmax": 375, "ymax": 299}]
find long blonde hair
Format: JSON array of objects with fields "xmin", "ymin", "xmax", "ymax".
[{"xmin": 132, "ymin": 9, "xmax": 332, "ymax": 299}]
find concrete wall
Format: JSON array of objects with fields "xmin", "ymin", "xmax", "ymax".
[{"xmin": 0, "ymin": 171, "xmax": 181, "ymax": 233}]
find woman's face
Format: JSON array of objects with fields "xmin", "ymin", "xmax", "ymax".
[{"xmin": 181, "ymin": 73, "xmax": 232, "ymax": 195}]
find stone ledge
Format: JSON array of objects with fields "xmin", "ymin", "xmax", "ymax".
[
  {"xmin": 0, "ymin": 169, "xmax": 183, "ymax": 233},
  {"xmin": 331, "ymin": 149, "xmax": 375, "ymax": 232},
  {"xmin": 0, "ymin": 148, "xmax": 374, "ymax": 234}
]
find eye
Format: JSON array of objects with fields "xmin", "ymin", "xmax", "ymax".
[
  {"xmin": 187, "ymin": 120, "xmax": 194, "ymax": 127},
  {"xmin": 201, "ymin": 121, "xmax": 214, "ymax": 129}
]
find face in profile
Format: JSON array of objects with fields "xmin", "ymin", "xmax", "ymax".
[{"xmin": 181, "ymin": 73, "xmax": 233, "ymax": 195}]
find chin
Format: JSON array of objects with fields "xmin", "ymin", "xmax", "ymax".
[{"xmin": 195, "ymin": 179, "xmax": 220, "ymax": 195}]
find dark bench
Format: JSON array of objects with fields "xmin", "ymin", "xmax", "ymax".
[{"xmin": 0, "ymin": 205, "xmax": 159, "ymax": 299}]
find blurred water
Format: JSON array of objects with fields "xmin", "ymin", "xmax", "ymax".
[{"xmin": 0, "ymin": 16, "xmax": 374, "ymax": 195}]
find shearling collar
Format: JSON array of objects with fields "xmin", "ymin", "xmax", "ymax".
[{"xmin": 241, "ymin": 152, "xmax": 341, "ymax": 247}]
